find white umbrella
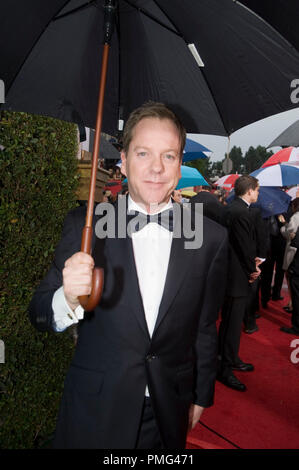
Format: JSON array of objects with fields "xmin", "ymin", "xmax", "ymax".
[
  {"xmin": 215, "ymin": 173, "xmax": 242, "ymax": 189},
  {"xmin": 286, "ymin": 186, "xmax": 299, "ymax": 200},
  {"xmin": 262, "ymin": 147, "xmax": 299, "ymax": 167},
  {"xmin": 250, "ymin": 164, "xmax": 299, "ymax": 186}
]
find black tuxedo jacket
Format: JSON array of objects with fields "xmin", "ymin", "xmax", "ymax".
[
  {"xmin": 250, "ymin": 207, "xmax": 268, "ymax": 259},
  {"xmin": 224, "ymin": 197, "xmax": 257, "ymax": 297},
  {"xmin": 190, "ymin": 191, "xmax": 226, "ymax": 226},
  {"xmin": 29, "ymin": 202, "xmax": 228, "ymax": 449}
]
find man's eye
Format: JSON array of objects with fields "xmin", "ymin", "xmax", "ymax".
[
  {"xmin": 165, "ymin": 154, "xmax": 175, "ymax": 160},
  {"xmin": 137, "ymin": 151, "xmax": 147, "ymax": 157}
]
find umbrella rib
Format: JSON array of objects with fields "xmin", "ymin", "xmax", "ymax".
[
  {"xmin": 150, "ymin": 1, "xmax": 230, "ymax": 136},
  {"xmin": 122, "ymin": 0, "xmax": 229, "ymax": 135},
  {"xmin": 122, "ymin": 0, "xmax": 182, "ymax": 38},
  {"xmin": 53, "ymin": 0, "xmax": 97, "ymax": 21},
  {"xmin": 236, "ymin": 1, "xmax": 298, "ymax": 51},
  {"xmin": 152, "ymin": 0, "xmax": 230, "ymax": 136}
]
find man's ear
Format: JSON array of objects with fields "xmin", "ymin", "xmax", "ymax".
[{"xmin": 120, "ymin": 151, "xmax": 127, "ymax": 177}]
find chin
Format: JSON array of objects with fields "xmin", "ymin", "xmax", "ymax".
[{"xmin": 144, "ymin": 191, "xmax": 169, "ymax": 206}]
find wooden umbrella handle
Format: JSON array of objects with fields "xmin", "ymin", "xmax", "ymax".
[
  {"xmin": 78, "ymin": 266, "xmax": 104, "ymax": 312},
  {"xmin": 79, "ymin": 224, "xmax": 105, "ymax": 312}
]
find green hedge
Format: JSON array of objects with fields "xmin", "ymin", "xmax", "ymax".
[{"xmin": 0, "ymin": 111, "xmax": 79, "ymax": 448}]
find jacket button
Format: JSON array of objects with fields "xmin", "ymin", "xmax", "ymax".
[{"xmin": 146, "ymin": 354, "xmax": 157, "ymax": 362}]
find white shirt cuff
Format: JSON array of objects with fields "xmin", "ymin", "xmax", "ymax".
[{"xmin": 52, "ymin": 286, "xmax": 84, "ymax": 332}]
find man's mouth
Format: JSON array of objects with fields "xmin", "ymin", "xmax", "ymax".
[{"xmin": 144, "ymin": 181, "xmax": 166, "ymax": 185}]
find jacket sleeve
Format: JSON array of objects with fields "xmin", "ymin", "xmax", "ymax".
[
  {"xmin": 229, "ymin": 213, "xmax": 256, "ymax": 276},
  {"xmin": 253, "ymin": 209, "xmax": 268, "ymax": 258},
  {"xmin": 28, "ymin": 207, "xmax": 84, "ymax": 332},
  {"xmin": 194, "ymin": 229, "xmax": 229, "ymax": 407}
]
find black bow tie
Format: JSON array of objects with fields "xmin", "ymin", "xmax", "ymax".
[{"xmin": 127, "ymin": 208, "xmax": 174, "ymax": 233}]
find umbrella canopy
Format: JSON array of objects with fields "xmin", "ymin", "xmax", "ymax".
[
  {"xmin": 227, "ymin": 186, "xmax": 291, "ymax": 218},
  {"xmin": 182, "ymin": 138, "xmax": 210, "ymax": 163},
  {"xmin": 176, "ymin": 166, "xmax": 208, "ymax": 190},
  {"xmin": 215, "ymin": 174, "xmax": 242, "ymax": 190},
  {"xmin": 239, "ymin": 1, "xmax": 299, "ymax": 52},
  {"xmin": 251, "ymin": 164, "xmax": 299, "ymax": 186},
  {"xmin": 262, "ymin": 147, "xmax": 299, "ymax": 168},
  {"xmin": 286, "ymin": 186, "xmax": 299, "ymax": 200},
  {"xmin": 268, "ymin": 120, "xmax": 299, "ymax": 148},
  {"xmin": 1, "ymin": 0, "xmax": 299, "ymax": 136}
]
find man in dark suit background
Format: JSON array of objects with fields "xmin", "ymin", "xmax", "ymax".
[
  {"xmin": 29, "ymin": 102, "xmax": 228, "ymax": 449},
  {"xmin": 217, "ymin": 175, "xmax": 261, "ymax": 392},
  {"xmin": 260, "ymin": 214, "xmax": 287, "ymax": 308},
  {"xmin": 243, "ymin": 207, "xmax": 268, "ymax": 334}
]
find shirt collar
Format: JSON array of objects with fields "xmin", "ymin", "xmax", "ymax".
[
  {"xmin": 239, "ymin": 197, "xmax": 250, "ymax": 208},
  {"xmin": 128, "ymin": 195, "xmax": 173, "ymax": 215}
]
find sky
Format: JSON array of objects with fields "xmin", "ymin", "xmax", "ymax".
[{"xmin": 188, "ymin": 107, "xmax": 299, "ymax": 163}]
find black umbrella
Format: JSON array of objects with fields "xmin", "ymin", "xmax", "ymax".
[
  {"xmin": 239, "ymin": 0, "xmax": 299, "ymax": 52},
  {"xmin": 268, "ymin": 120, "xmax": 299, "ymax": 148},
  {"xmin": 1, "ymin": 0, "xmax": 299, "ymax": 136},
  {"xmin": 2, "ymin": 0, "xmax": 299, "ymax": 308}
]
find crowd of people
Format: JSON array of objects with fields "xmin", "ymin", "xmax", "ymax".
[
  {"xmin": 28, "ymin": 101, "xmax": 299, "ymax": 449},
  {"xmin": 188, "ymin": 181, "xmax": 299, "ymax": 392}
]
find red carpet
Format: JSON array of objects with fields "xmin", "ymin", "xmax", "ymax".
[{"xmin": 187, "ymin": 289, "xmax": 299, "ymax": 449}]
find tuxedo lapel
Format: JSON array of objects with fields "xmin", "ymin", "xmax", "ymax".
[{"xmin": 103, "ymin": 200, "xmax": 150, "ymax": 340}]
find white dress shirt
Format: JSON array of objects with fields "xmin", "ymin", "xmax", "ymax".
[{"xmin": 128, "ymin": 196, "xmax": 173, "ymax": 338}]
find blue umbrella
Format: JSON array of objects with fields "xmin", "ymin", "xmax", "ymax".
[
  {"xmin": 176, "ymin": 165, "xmax": 208, "ymax": 189},
  {"xmin": 183, "ymin": 138, "xmax": 211, "ymax": 163},
  {"xmin": 226, "ymin": 186, "xmax": 291, "ymax": 218}
]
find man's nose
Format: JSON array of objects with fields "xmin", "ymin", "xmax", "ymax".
[{"xmin": 151, "ymin": 155, "xmax": 164, "ymax": 173}]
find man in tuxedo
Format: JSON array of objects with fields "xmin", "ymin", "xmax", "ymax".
[
  {"xmin": 243, "ymin": 207, "xmax": 268, "ymax": 334},
  {"xmin": 29, "ymin": 102, "xmax": 228, "ymax": 449},
  {"xmin": 260, "ymin": 214, "xmax": 287, "ymax": 308},
  {"xmin": 217, "ymin": 175, "xmax": 261, "ymax": 392}
]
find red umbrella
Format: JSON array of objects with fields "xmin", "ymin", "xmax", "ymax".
[
  {"xmin": 262, "ymin": 147, "xmax": 299, "ymax": 167},
  {"xmin": 215, "ymin": 174, "xmax": 242, "ymax": 189}
]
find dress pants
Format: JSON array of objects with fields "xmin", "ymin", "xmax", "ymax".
[
  {"xmin": 289, "ymin": 274, "xmax": 299, "ymax": 332},
  {"xmin": 261, "ymin": 237, "xmax": 285, "ymax": 302},
  {"xmin": 218, "ymin": 296, "xmax": 247, "ymax": 376},
  {"xmin": 135, "ymin": 397, "xmax": 163, "ymax": 449},
  {"xmin": 243, "ymin": 280, "xmax": 259, "ymax": 330}
]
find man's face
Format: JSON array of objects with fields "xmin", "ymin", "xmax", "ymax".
[
  {"xmin": 121, "ymin": 117, "xmax": 182, "ymax": 212},
  {"xmin": 249, "ymin": 185, "xmax": 259, "ymax": 203}
]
